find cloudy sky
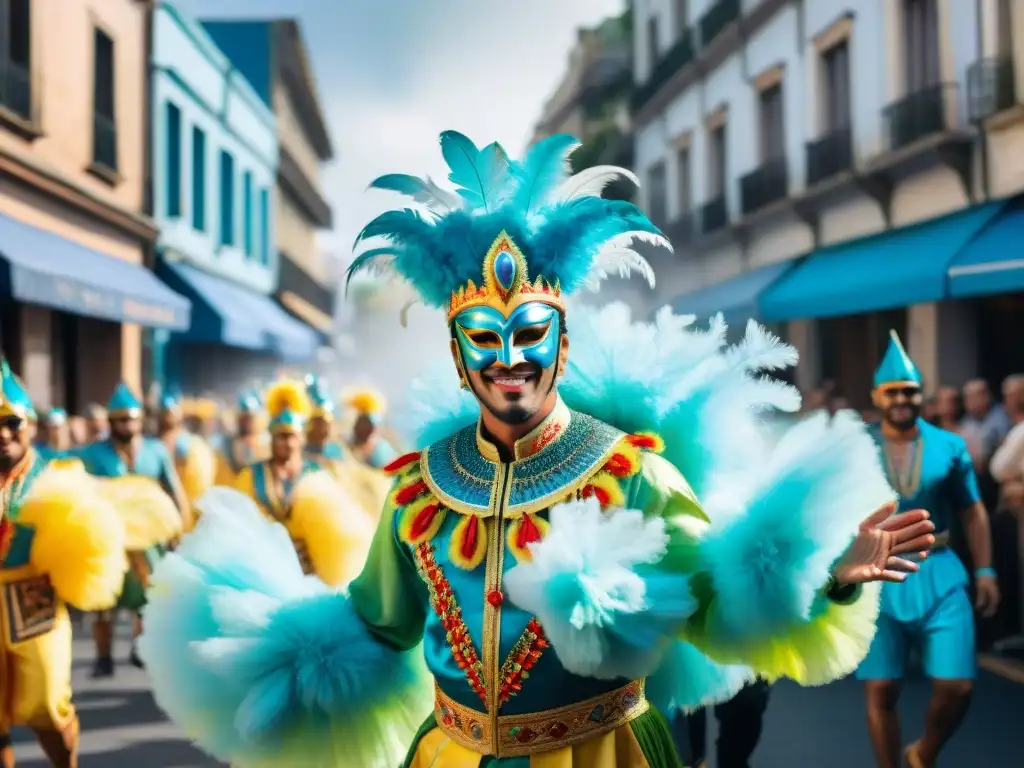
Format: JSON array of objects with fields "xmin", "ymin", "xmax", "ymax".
[{"xmin": 176, "ymin": 0, "xmax": 626, "ymax": 259}]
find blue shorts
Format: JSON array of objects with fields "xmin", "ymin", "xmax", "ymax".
[{"xmin": 856, "ymin": 583, "xmax": 975, "ymax": 681}]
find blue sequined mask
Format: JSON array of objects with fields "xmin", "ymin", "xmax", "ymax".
[{"xmin": 454, "ymin": 302, "xmax": 561, "ymax": 372}]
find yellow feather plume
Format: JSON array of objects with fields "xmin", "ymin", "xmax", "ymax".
[
  {"xmin": 97, "ymin": 475, "xmax": 183, "ymax": 550},
  {"xmin": 181, "ymin": 437, "xmax": 217, "ymax": 504},
  {"xmin": 286, "ymin": 471, "xmax": 375, "ymax": 587},
  {"xmin": 331, "ymin": 460, "xmax": 392, "ymax": 523},
  {"xmin": 17, "ymin": 463, "xmax": 128, "ymax": 611},
  {"xmin": 344, "ymin": 387, "xmax": 387, "ymax": 416},
  {"xmin": 266, "ymin": 379, "xmax": 312, "ymax": 419}
]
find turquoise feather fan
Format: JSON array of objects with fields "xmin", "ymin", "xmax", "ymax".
[{"xmin": 349, "ymin": 131, "xmax": 665, "ymax": 308}]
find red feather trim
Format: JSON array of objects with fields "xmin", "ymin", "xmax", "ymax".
[{"xmin": 383, "ymin": 451, "xmax": 421, "ymax": 475}]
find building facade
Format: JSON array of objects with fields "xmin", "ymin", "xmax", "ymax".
[
  {"xmin": 150, "ymin": 2, "xmax": 318, "ymax": 397},
  {"xmin": 201, "ymin": 19, "xmax": 337, "ymax": 356},
  {"xmin": 0, "ymin": 0, "xmax": 190, "ymax": 412},
  {"xmin": 632, "ymin": 0, "xmax": 1024, "ymax": 407}
]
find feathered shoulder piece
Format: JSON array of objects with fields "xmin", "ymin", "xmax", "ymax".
[
  {"xmin": 265, "ymin": 379, "xmax": 311, "ymax": 420},
  {"xmin": 348, "ymin": 131, "xmax": 669, "ymax": 321}
]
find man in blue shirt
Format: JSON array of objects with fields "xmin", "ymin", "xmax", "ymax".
[{"xmin": 858, "ymin": 332, "xmax": 1001, "ymax": 768}]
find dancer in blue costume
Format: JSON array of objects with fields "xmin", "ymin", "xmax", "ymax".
[
  {"xmin": 214, "ymin": 389, "xmax": 269, "ymax": 486},
  {"xmin": 304, "ymin": 375, "xmax": 346, "ymax": 463},
  {"xmin": 857, "ymin": 332, "xmax": 999, "ymax": 768},
  {"xmin": 157, "ymin": 392, "xmax": 216, "ymax": 531},
  {"xmin": 138, "ymin": 132, "xmax": 936, "ymax": 768},
  {"xmin": 79, "ymin": 382, "xmax": 187, "ymax": 677},
  {"xmin": 35, "ymin": 408, "xmax": 70, "ymax": 461},
  {"xmin": 346, "ymin": 387, "xmax": 399, "ymax": 469}
]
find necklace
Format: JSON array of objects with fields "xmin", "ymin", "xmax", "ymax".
[{"xmin": 883, "ymin": 436, "xmax": 923, "ymax": 499}]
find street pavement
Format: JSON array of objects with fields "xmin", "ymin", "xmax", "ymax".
[{"xmin": 7, "ymin": 628, "xmax": 1024, "ymax": 766}]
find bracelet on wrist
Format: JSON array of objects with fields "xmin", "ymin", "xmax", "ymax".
[{"xmin": 975, "ymin": 566, "xmax": 997, "ymax": 579}]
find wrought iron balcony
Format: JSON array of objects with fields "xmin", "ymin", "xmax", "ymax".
[
  {"xmin": 0, "ymin": 59, "xmax": 32, "ymax": 121},
  {"xmin": 967, "ymin": 56, "xmax": 1017, "ymax": 121},
  {"xmin": 805, "ymin": 128, "xmax": 853, "ymax": 186},
  {"xmin": 699, "ymin": 0, "xmax": 741, "ymax": 47},
  {"xmin": 632, "ymin": 31, "xmax": 695, "ymax": 112},
  {"xmin": 739, "ymin": 157, "xmax": 788, "ymax": 216},
  {"xmin": 882, "ymin": 83, "xmax": 957, "ymax": 152},
  {"xmin": 92, "ymin": 112, "xmax": 118, "ymax": 172},
  {"xmin": 698, "ymin": 195, "xmax": 728, "ymax": 234}
]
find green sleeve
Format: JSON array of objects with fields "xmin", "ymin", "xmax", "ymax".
[{"xmin": 347, "ymin": 499, "xmax": 428, "ymax": 652}]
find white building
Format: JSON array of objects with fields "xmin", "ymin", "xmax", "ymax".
[{"xmin": 632, "ymin": 0, "xmax": 1024, "ymax": 407}]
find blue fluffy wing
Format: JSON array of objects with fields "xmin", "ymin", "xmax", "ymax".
[
  {"xmin": 439, "ymin": 131, "xmax": 510, "ymax": 212},
  {"xmin": 139, "ymin": 488, "xmax": 431, "ymax": 768}
]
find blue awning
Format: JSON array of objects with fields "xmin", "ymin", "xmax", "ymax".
[
  {"xmin": 666, "ymin": 260, "xmax": 795, "ymax": 327},
  {"xmin": 159, "ymin": 261, "xmax": 319, "ymax": 361},
  {"xmin": 760, "ymin": 202, "xmax": 1006, "ymax": 322},
  {"xmin": 948, "ymin": 204, "xmax": 1024, "ymax": 298},
  {"xmin": 0, "ymin": 211, "xmax": 190, "ymax": 329}
]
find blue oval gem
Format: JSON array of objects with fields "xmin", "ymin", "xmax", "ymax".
[{"xmin": 494, "ymin": 250, "xmax": 516, "ymax": 290}]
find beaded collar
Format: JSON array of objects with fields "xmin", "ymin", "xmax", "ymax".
[{"xmin": 420, "ymin": 397, "xmax": 624, "ymax": 518}]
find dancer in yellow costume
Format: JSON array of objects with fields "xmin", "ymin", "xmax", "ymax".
[
  {"xmin": 140, "ymin": 131, "xmax": 937, "ymax": 768},
  {"xmin": 233, "ymin": 379, "xmax": 375, "ymax": 587},
  {"xmin": 157, "ymin": 392, "xmax": 216, "ymax": 530},
  {"xmin": 0, "ymin": 360, "xmax": 126, "ymax": 767},
  {"xmin": 214, "ymin": 389, "xmax": 269, "ymax": 486},
  {"xmin": 345, "ymin": 387, "xmax": 400, "ymax": 469}
]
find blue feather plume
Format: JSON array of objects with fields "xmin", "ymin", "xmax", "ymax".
[{"xmin": 348, "ymin": 131, "xmax": 668, "ymax": 309}]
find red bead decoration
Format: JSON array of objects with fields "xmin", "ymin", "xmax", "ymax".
[{"xmin": 486, "ymin": 589, "xmax": 503, "ymax": 607}]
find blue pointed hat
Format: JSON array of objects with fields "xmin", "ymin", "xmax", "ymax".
[
  {"xmin": 0, "ymin": 358, "xmax": 34, "ymax": 421},
  {"xmin": 237, "ymin": 389, "xmax": 263, "ymax": 413},
  {"xmin": 107, "ymin": 381, "xmax": 143, "ymax": 417},
  {"xmin": 160, "ymin": 388, "xmax": 182, "ymax": 412},
  {"xmin": 305, "ymin": 374, "xmax": 335, "ymax": 421},
  {"xmin": 874, "ymin": 330, "xmax": 923, "ymax": 390}
]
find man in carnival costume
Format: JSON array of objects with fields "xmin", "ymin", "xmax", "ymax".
[
  {"xmin": 857, "ymin": 332, "xmax": 999, "ymax": 768},
  {"xmin": 139, "ymin": 132, "xmax": 936, "ymax": 768},
  {"xmin": 346, "ymin": 387, "xmax": 399, "ymax": 469},
  {"xmin": 0, "ymin": 361, "xmax": 127, "ymax": 767},
  {"xmin": 214, "ymin": 389, "xmax": 269, "ymax": 485},
  {"xmin": 78, "ymin": 382, "xmax": 185, "ymax": 677},
  {"xmin": 36, "ymin": 408, "xmax": 71, "ymax": 461},
  {"xmin": 304, "ymin": 375, "xmax": 347, "ymax": 462},
  {"xmin": 157, "ymin": 391, "xmax": 216, "ymax": 529},
  {"xmin": 232, "ymin": 378, "xmax": 374, "ymax": 587}
]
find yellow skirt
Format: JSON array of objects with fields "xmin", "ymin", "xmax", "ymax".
[{"xmin": 408, "ymin": 723, "xmax": 651, "ymax": 767}]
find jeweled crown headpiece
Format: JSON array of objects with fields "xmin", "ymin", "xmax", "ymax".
[{"xmin": 346, "ymin": 131, "xmax": 668, "ymax": 322}]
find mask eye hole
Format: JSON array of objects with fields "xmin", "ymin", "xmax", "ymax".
[
  {"xmin": 463, "ymin": 329, "xmax": 501, "ymax": 348},
  {"xmin": 513, "ymin": 323, "xmax": 550, "ymax": 346}
]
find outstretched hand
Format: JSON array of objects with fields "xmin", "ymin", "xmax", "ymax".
[{"xmin": 831, "ymin": 501, "xmax": 935, "ymax": 585}]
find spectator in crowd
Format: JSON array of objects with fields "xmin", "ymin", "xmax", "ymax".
[
  {"xmin": 961, "ymin": 379, "xmax": 1011, "ymax": 512},
  {"xmin": 1002, "ymin": 373, "xmax": 1024, "ymax": 424},
  {"xmin": 84, "ymin": 402, "xmax": 108, "ymax": 442},
  {"xmin": 922, "ymin": 394, "xmax": 938, "ymax": 425},
  {"xmin": 935, "ymin": 386, "xmax": 963, "ymax": 433},
  {"xmin": 802, "ymin": 388, "xmax": 828, "ymax": 414},
  {"xmin": 67, "ymin": 415, "xmax": 88, "ymax": 447}
]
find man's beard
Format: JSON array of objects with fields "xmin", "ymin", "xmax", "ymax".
[
  {"xmin": 885, "ymin": 405, "xmax": 920, "ymax": 431},
  {"xmin": 0, "ymin": 453, "xmax": 17, "ymax": 471},
  {"xmin": 471, "ymin": 365, "xmax": 557, "ymax": 426},
  {"xmin": 110, "ymin": 430, "xmax": 134, "ymax": 444}
]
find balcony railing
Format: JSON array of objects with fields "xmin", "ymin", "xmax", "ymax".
[
  {"xmin": 632, "ymin": 30, "xmax": 695, "ymax": 112},
  {"xmin": 967, "ymin": 56, "xmax": 1017, "ymax": 121},
  {"xmin": 699, "ymin": 0, "xmax": 741, "ymax": 47},
  {"xmin": 805, "ymin": 128, "xmax": 853, "ymax": 186},
  {"xmin": 0, "ymin": 58, "xmax": 33, "ymax": 122},
  {"xmin": 739, "ymin": 157, "xmax": 789, "ymax": 216},
  {"xmin": 698, "ymin": 195, "xmax": 728, "ymax": 234},
  {"xmin": 882, "ymin": 83, "xmax": 957, "ymax": 153},
  {"xmin": 92, "ymin": 112, "xmax": 118, "ymax": 172}
]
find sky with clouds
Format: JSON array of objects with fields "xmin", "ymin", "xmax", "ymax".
[{"xmin": 175, "ymin": 0, "xmax": 626, "ymax": 260}]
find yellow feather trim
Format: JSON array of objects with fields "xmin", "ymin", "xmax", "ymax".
[
  {"xmin": 287, "ymin": 471, "xmax": 376, "ymax": 587},
  {"xmin": 507, "ymin": 513, "xmax": 550, "ymax": 563},
  {"xmin": 605, "ymin": 438, "xmax": 642, "ymax": 479},
  {"xmin": 331, "ymin": 460, "xmax": 392, "ymax": 524},
  {"xmin": 583, "ymin": 471, "xmax": 625, "ymax": 509},
  {"xmin": 344, "ymin": 388, "xmax": 387, "ymax": 416},
  {"xmin": 449, "ymin": 514, "xmax": 487, "ymax": 570},
  {"xmin": 17, "ymin": 464, "xmax": 128, "ymax": 611},
  {"xmin": 399, "ymin": 496, "xmax": 447, "ymax": 545},
  {"xmin": 97, "ymin": 475, "xmax": 183, "ymax": 550},
  {"xmin": 181, "ymin": 437, "xmax": 217, "ymax": 507},
  {"xmin": 265, "ymin": 378, "xmax": 312, "ymax": 419}
]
